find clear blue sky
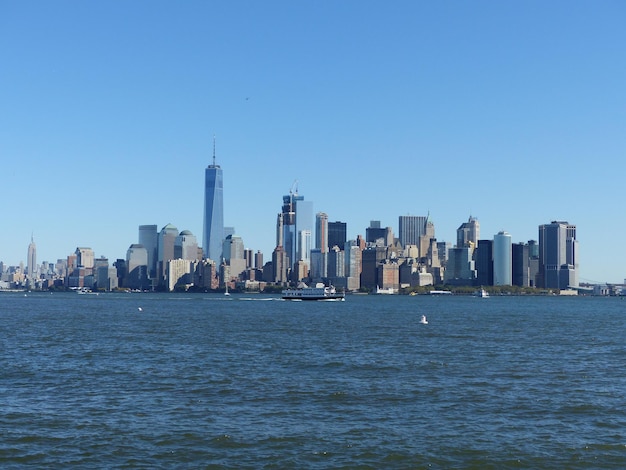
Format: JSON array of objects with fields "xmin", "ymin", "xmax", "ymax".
[{"xmin": 1, "ymin": 1, "xmax": 624, "ymax": 283}]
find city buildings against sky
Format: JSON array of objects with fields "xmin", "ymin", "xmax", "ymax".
[
  {"xmin": 1, "ymin": 2, "xmax": 624, "ymax": 282},
  {"xmin": 1, "ymin": 153, "xmax": 583, "ymax": 291}
]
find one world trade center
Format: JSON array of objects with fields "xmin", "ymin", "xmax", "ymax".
[{"xmin": 202, "ymin": 138, "xmax": 224, "ymax": 262}]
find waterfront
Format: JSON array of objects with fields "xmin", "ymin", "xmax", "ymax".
[{"xmin": 1, "ymin": 292, "xmax": 626, "ymax": 468}]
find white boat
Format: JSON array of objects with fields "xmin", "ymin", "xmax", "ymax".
[
  {"xmin": 429, "ymin": 290, "xmax": 452, "ymax": 295},
  {"xmin": 419, "ymin": 314, "xmax": 428, "ymax": 324},
  {"xmin": 76, "ymin": 287, "xmax": 98, "ymax": 295},
  {"xmin": 282, "ymin": 282, "xmax": 345, "ymax": 301},
  {"xmin": 374, "ymin": 286, "xmax": 396, "ymax": 295},
  {"xmin": 475, "ymin": 288, "xmax": 489, "ymax": 298}
]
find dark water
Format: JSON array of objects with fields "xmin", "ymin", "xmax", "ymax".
[{"xmin": 1, "ymin": 292, "xmax": 626, "ymax": 468}]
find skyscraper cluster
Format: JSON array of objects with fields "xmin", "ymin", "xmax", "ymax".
[{"xmin": 1, "ymin": 141, "xmax": 582, "ymax": 293}]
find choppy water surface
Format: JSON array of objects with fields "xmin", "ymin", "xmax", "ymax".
[{"xmin": 1, "ymin": 292, "xmax": 626, "ymax": 468}]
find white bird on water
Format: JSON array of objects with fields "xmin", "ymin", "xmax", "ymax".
[
  {"xmin": 419, "ymin": 314, "xmax": 428, "ymax": 324},
  {"xmin": 138, "ymin": 307, "xmax": 143, "ymax": 312}
]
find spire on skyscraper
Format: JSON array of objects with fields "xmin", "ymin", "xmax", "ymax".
[{"xmin": 212, "ymin": 134, "xmax": 216, "ymax": 167}]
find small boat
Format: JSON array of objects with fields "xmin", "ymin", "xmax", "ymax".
[
  {"xmin": 429, "ymin": 290, "xmax": 452, "ymax": 295},
  {"xmin": 282, "ymin": 282, "xmax": 345, "ymax": 301},
  {"xmin": 474, "ymin": 288, "xmax": 489, "ymax": 298},
  {"xmin": 374, "ymin": 286, "xmax": 396, "ymax": 295},
  {"xmin": 419, "ymin": 314, "xmax": 428, "ymax": 324}
]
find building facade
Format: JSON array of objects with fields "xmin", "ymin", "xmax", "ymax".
[
  {"xmin": 328, "ymin": 221, "xmax": 347, "ymax": 251},
  {"xmin": 457, "ymin": 216, "xmax": 480, "ymax": 248},
  {"xmin": 157, "ymin": 223, "xmax": 178, "ymax": 283},
  {"xmin": 280, "ymin": 186, "xmax": 313, "ymax": 280},
  {"xmin": 27, "ymin": 235, "xmax": 37, "ymax": 277},
  {"xmin": 202, "ymin": 139, "xmax": 224, "ymax": 262},
  {"xmin": 139, "ymin": 224, "xmax": 158, "ymax": 279},
  {"xmin": 315, "ymin": 212, "xmax": 329, "ymax": 253},
  {"xmin": 398, "ymin": 215, "xmax": 427, "ymax": 249},
  {"xmin": 175, "ymin": 230, "xmax": 199, "ymax": 261},
  {"xmin": 493, "ymin": 231, "xmax": 512, "ymax": 286},
  {"xmin": 538, "ymin": 221, "xmax": 578, "ymax": 289},
  {"xmin": 126, "ymin": 244, "xmax": 149, "ymax": 290}
]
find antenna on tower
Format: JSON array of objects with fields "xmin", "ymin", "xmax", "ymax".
[{"xmin": 212, "ymin": 134, "xmax": 216, "ymax": 166}]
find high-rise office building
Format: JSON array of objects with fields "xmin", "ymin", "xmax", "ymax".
[
  {"xmin": 328, "ymin": 246, "xmax": 345, "ymax": 278},
  {"xmin": 399, "ymin": 215, "xmax": 427, "ymax": 248},
  {"xmin": 345, "ymin": 241, "xmax": 362, "ymax": 291},
  {"xmin": 139, "ymin": 224, "xmax": 158, "ymax": 279},
  {"xmin": 366, "ymin": 220, "xmax": 387, "ymax": 244},
  {"xmin": 309, "ymin": 248, "xmax": 324, "ymax": 280},
  {"xmin": 493, "ymin": 231, "xmax": 512, "ymax": 286},
  {"xmin": 254, "ymin": 250, "xmax": 263, "ymax": 270},
  {"xmin": 157, "ymin": 223, "xmax": 179, "ymax": 282},
  {"xmin": 298, "ymin": 229, "xmax": 312, "ymax": 266},
  {"xmin": 75, "ymin": 247, "xmax": 95, "ymax": 269},
  {"xmin": 475, "ymin": 239, "xmax": 493, "ymax": 286},
  {"xmin": 244, "ymin": 249, "xmax": 253, "ymax": 269},
  {"xmin": 174, "ymin": 230, "xmax": 199, "ymax": 261},
  {"xmin": 457, "ymin": 216, "xmax": 480, "ymax": 248},
  {"xmin": 512, "ymin": 242, "xmax": 532, "ymax": 287},
  {"xmin": 538, "ymin": 221, "xmax": 578, "ymax": 289},
  {"xmin": 315, "ymin": 212, "xmax": 329, "ymax": 253},
  {"xmin": 419, "ymin": 215, "xmax": 436, "ymax": 260},
  {"xmin": 328, "ymin": 221, "xmax": 347, "ymax": 251},
  {"xmin": 280, "ymin": 184, "xmax": 313, "ymax": 276},
  {"xmin": 444, "ymin": 247, "xmax": 476, "ymax": 285},
  {"xmin": 223, "ymin": 234, "xmax": 246, "ymax": 279},
  {"xmin": 126, "ymin": 244, "xmax": 149, "ymax": 290},
  {"xmin": 202, "ymin": 137, "xmax": 224, "ymax": 262},
  {"xmin": 27, "ymin": 235, "xmax": 36, "ymax": 277}
]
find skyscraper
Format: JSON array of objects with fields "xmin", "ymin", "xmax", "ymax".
[
  {"xmin": 174, "ymin": 230, "xmax": 199, "ymax": 261},
  {"xmin": 138, "ymin": 224, "xmax": 158, "ymax": 279},
  {"xmin": 328, "ymin": 221, "xmax": 347, "ymax": 251},
  {"xmin": 538, "ymin": 221, "xmax": 578, "ymax": 289},
  {"xmin": 419, "ymin": 215, "xmax": 436, "ymax": 261},
  {"xmin": 75, "ymin": 247, "xmax": 95, "ymax": 269},
  {"xmin": 157, "ymin": 223, "xmax": 179, "ymax": 282},
  {"xmin": 314, "ymin": 214, "xmax": 331, "ymax": 279},
  {"xmin": 202, "ymin": 137, "xmax": 224, "ymax": 262},
  {"xmin": 280, "ymin": 183, "xmax": 313, "ymax": 276},
  {"xmin": 493, "ymin": 231, "xmax": 512, "ymax": 286},
  {"xmin": 457, "ymin": 216, "xmax": 480, "ymax": 248},
  {"xmin": 399, "ymin": 215, "xmax": 427, "ymax": 248},
  {"xmin": 315, "ymin": 212, "xmax": 329, "ymax": 253},
  {"xmin": 126, "ymin": 244, "xmax": 149, "ymax": 290},
  {"xmin": 223, "ymin": 234, "xmax": 246, "ymax": 279},
  {"xmin": 27, "ymin": 235, "xmax": 36, "ymax": 277}
]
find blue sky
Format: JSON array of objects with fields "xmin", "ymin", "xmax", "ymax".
[{"xmin": 1, "ymin": 1, "xmax": 624, "ymax": 283}]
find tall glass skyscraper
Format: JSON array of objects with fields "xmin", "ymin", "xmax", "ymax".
[
  {"xmin": 202, "ymin": 139, "xmax": 224, "ymax": 262},
  {"xmin": 138, "ymin": 224, "xmax": 158, "ymax": 279},
  {"xmin": 280, "ymin": 184, "xmax": 313, "ymax": 277},
  {"xmin": 493, "ymin": 231, "xmax": 512, "ymax": 286}
]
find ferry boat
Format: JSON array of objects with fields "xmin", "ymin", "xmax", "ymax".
[{"xmin": 282, "ymin": 282, "xmax": 345, "ymax": 301}]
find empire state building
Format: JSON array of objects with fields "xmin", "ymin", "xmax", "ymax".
[
  {"xmin": 27, "ymin": 235, "xmax": 37, "ymax": 276},
  {"xmin": 202, "ymin": 138, "xmax": 224, "ymax": 262}
]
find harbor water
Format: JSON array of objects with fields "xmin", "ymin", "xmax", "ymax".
[{"xmin": 1, "ymin": 292, "xmax": 626, "ymax": 468}]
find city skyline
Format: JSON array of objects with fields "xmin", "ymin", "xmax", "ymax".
[{"xmin": 1, "ymin": 2, "xmax": 624, "ymax": 283}]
